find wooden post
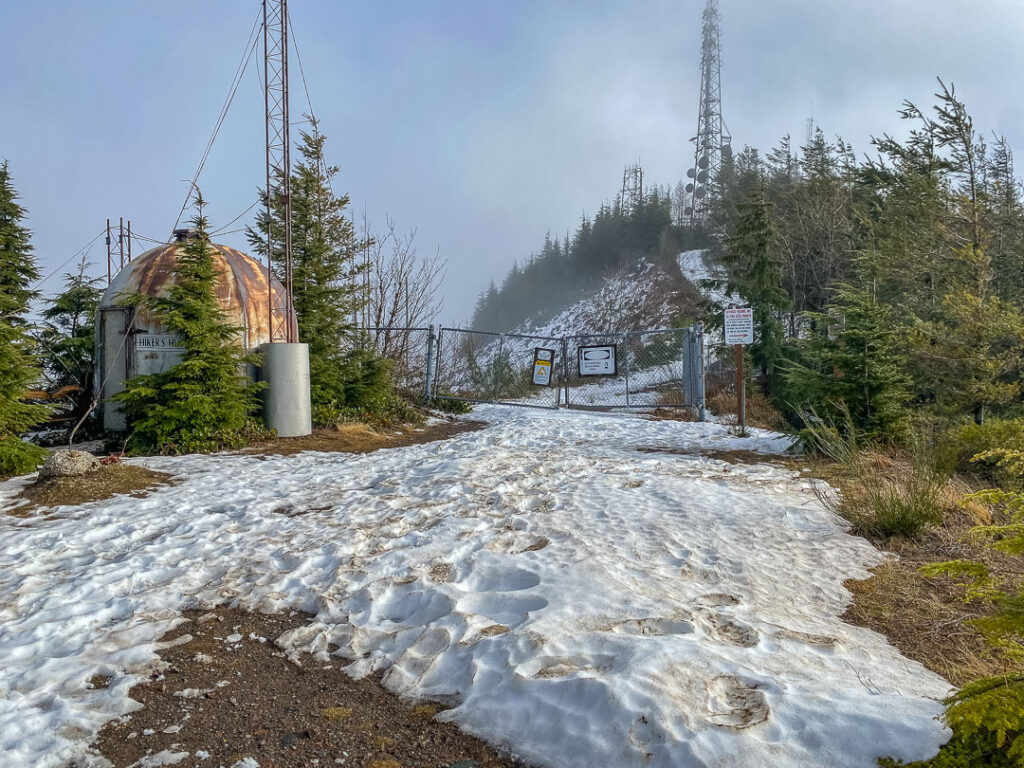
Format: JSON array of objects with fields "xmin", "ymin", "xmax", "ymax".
[{"xmin": 736, "ymin": 343, "xmax": 746, "ymax": 434}]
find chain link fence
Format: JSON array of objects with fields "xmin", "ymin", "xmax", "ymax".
[
  {"xmin": 433, "ymin": 328, "xmax": 563, "ymax": 409},
  {"xmin": 358, "ymin": 324, "xmax": 706, "ymax": 417},
  {"xmin": 357, "ymin": 326, "xmax": 431, "ymax": 396}
]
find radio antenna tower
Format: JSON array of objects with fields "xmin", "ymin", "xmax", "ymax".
[
  {"xmin": 684, "ymin": 0, "xmax": 730, "ymax": 224},
  {"xmin": 263, "ymin": 0, "xmax": 295, "ymax": 342},
  {"xmin": 621, "ymin": 162, "xmax": 644, "ymax": 214}
]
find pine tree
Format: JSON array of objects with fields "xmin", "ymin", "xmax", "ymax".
[
  {"xmin": 0, "ymin": 161, "xmax": 48, "ymax": 475},
  {"xmin": 116, "ymin": 195, "xmax": 261, "ymax": 454},
  {"xmin": 38, "ymin": 256, "xmax": 103, "ymax": 420},
  {"xmin": 247, "ymin": 120, "xmax": 382, "ymax": 422},
  {"xmin": 722, "ymin": 187, "xmax": 790, "ymax": 394}
]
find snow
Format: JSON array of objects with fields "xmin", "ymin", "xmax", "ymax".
[
  {"xmin": 515, "ymin": 260, "xmax": 679, "ymax": 339},
  {"xmin": 0, "ymin": 407, "xmax": 950, "ymax": 768},
  {"xmin": 677, "ymin": 249, "xmax": 735, "ymax": 310}
]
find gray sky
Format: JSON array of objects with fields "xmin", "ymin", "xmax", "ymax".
[{"xmin": 3, "ymin": 0, "xmax": 1024, "ymax": 324}]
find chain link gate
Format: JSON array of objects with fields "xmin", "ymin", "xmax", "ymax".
[
  {"xmin": 425, "ymin": 323, "xmax": 705, "ymax": 417},
  {"xmin": 563, "ymin": 327, "xmax": 705, "ymax": 411}
]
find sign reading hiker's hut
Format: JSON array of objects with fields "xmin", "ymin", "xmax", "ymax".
[
  {"xmin": 578, "ymin": 344, "xmax": 617, "ymax": 376},
  {"xmin": 532, "ymin": 347, "xmax": 555, "ymax": 386},
  {"xmin": 724, "ymin": 307, "xmax": 754, "ymax": 345}
]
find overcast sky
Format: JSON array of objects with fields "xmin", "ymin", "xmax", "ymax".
[{"xmin": 3, "ymin": 0, "xmax": 1023, "ymax": 324}]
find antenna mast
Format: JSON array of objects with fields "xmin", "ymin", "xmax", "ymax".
[
  {"xmin": 684, "ymin": 0, "xmax": 730, "ymax": 224},
  {"xmin": 621, "ymin": 162, "xmax": 644, "ymax": 214},
  {"xmin": 263, "ymin": 0, "xmax": 295, "ymax": 342}
]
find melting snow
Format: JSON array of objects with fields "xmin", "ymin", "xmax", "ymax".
[{"xmin": 0, "ymin": 407, "xmax": 949, "ymax": 767}]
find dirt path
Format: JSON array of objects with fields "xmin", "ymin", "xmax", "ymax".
[{"xmin": 93, "ymin": 607, "xmax": 528, "ymax": 768}]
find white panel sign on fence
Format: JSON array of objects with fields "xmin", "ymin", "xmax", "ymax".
[
  {"xmin": 724, "ymin": 307, "xmax": 754, "ymax": 345},
  {"xmin": 578, "ymin": 344, "xmax": 617, "ymax": 376}
]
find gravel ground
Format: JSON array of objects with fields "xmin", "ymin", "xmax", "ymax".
[{"xmin": 93, "ymin": 607, "xmax": 530, "ymax": 768}]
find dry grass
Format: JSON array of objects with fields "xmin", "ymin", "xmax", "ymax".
[
  {"xmin": 810, "ymin": 449, "xmax": 1021, "ymax": 686},
  {"xmin": 842, "ymin": 526, "xmax": 1020, "ymax": 686},
  {"xmin": 237, "ymin": 419, "xmax": 486, "ymax": 457},
  {"xmin": 643, "ymin": 392, "xmax": 701, "ymax": 422},
  {"xmin": 707, "ymin": 388, "xmax": 786, "ymax": 431},
  {"xmin": 12, "ymin": 465, "xmax": 173, "ymax": 516}
]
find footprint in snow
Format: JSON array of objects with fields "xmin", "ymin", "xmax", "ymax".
[
  {"xmin": 608, "ymin": 617, "xmax": 694, "ymax": 637},
  {"xmin": 520, "ymin": 653, "xmax": 615, "ymax": 679},
  {"xmin": 705, "ymin": 675, "xmax": 770, "ymax": 728},
  {"xmin": 700, "ymin": 612, "xmax": 760, "ymax": 648},
  {"xmin": 485, "ymin": 533, "xmax": 550, "ymax": 555}
]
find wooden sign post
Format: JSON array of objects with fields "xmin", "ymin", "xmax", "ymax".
[{"xmin": 724, "ymin": 307, "xmax": 754, "ymax": 435}]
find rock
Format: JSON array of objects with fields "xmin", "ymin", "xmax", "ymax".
[
  {"xmin": 280, "ymin": 732, "xmax": 299, "ymax": 748},
  {"xmin": 37, "ymin": 450, "xmax": 101, "ymax": 479}
]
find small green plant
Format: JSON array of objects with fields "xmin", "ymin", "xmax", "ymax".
[
  {"xmin": 0, "ymin": 437, "xmax": 47, "ymax": 478},
  {"xmin": 956, "ymin": 419, "xmax": 1024, "ymax": 485},
  {"xmin": 429, "ymin": 394, "xmax": 473, "ymax": 414}
]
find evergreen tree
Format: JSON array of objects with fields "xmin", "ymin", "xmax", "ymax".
[
  {"xmin": 38, "ymin": 256, "xmax": 103, "ymax": 419},
  {"xmin": 247, "ymin": 120, "xmax": 385, "ymax": 422},
  {"xmin": 785, "ymin": 281, "xmax": 911, "ymax": 442},
  {"xmin": 0, "ymin": 161, "xmax": 48, "ymax": 475},
  {"xmin": 722, "ymin": 187, "xmax": 789, "ymax": 394},
  {"xmin": 116, "ymin": 196, "xmax": 261, "ymax": 454}
]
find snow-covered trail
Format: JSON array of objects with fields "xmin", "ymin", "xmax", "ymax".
[{"xmin": 0, "ymin": 408, "xmax": 949, "ymax": 768}]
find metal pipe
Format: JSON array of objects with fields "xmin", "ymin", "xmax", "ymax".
[{"xmin": 423, "ymin": 325, "xmax": 436, "ymax": 402}]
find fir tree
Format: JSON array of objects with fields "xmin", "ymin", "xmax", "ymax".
[
  {"xmin": 722, "ymin": 187, "xmax": 790, "ymax": 394},
  {"xmin": 785, "ymin": 281, "xmax": 911, "ymax": 442},
  {"xmin": 0, "ymin": 161, "xmax": 48, "ymax": 475},
  {"xmin": 247, "ymin": 119, "xmax": 384, "ymax": 422},
  {"xmin": 116, "ymin": 195, "xmax": 261, "ymax": 454},
  {"xmin": 38, "ymin": 256, "xmax": 103, "ymax": 419}
]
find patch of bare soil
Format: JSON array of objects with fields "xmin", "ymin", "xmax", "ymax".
[
  {"xmin": 93, "ymin": 608, "xmax": 528, "ymax": 768},
  {"xmin": 11, "ymin": 465, "xmax": 173, "ymax": 517},
  {"xmin": 238, "ymin": 420, "xmax": 487, "ymax": 458},
  {"xmin": 634, "ymin": 445, "xmax": 806, "ymax": 471}
]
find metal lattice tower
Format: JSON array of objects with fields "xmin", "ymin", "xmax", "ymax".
[
  {"xmin": 685, "ymin": 0, "xmax": 730, "ymax": 224},
  {"xmin": 263, "ymin": 0, "xmax": 295, "ymax": 342},
  {"xmin": 105, "ymin": 218, "xmax": 132, "ymax": 284},
  {"xmin": 621, "ymin": 162, "xmax": 644, "ymax": 214}
]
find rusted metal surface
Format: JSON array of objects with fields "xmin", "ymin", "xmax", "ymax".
[{"xmin": 99, "ymin": 242, "xmax": 297, "ymax": 351}]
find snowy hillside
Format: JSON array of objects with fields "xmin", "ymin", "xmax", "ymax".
[
  {"xmin": 513, "ymin": 259, "xmax": 684, "ymax": 337},
  {"xmin": 0, "ymin": 408, "xmax": 950, "ymax": 768}
]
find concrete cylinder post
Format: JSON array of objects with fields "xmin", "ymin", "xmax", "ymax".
[{"xmin": 262, "ymin": 342, "xmax": 312, "ymax": 437}]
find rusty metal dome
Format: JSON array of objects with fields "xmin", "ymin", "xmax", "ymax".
[{"xmin": 99, "ymin": 241, "xmax": 295, "ymax": 351}]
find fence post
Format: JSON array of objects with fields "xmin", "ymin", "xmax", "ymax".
[
  {"xmin": 562, "ymin": 336, "xmax": 570, "ymax": 409},
  {"xmin": 623, "ymin": 332, "xmax": 631, "ymax": 407},
  {"xmin": 695, "ymin": 322, "xmax": 707, "ymax": 421},
  {"xmin": 424, "ymin": 325, "xmax": 436, "ymax": 402}
]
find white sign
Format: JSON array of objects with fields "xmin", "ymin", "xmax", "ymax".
[
  {"xmin": 578, "ymin": 344, "xmax": 617, "ymax": 376},
  {"xmin": 532, "ymin": 347, "xmax": 555, "ymax": 386},
  {"xmin": 724, "ymin": 307, "xmax": 754, "ymax": 345},
  {"xmin": 136, "ymin": 334, "xmax": 185, "ymax": 350}
]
